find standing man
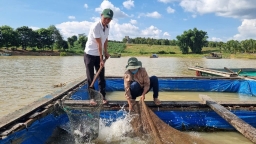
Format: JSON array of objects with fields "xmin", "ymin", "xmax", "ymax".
[{"xmin": 84, "ymin": 8, "xmax": 114, "ymax": 104}]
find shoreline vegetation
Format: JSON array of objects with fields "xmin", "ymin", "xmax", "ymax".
[
  {"xmin": 1, "ymin": 44, "xmax": 256, "ymax": 59},
  {"xmin": 1, "ymin": 26, "xmax": 255, "ymax": 59}
]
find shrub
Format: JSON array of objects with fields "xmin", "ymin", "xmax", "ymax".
[
  {"xmin": 60, "ymin": 52, "xmax": 67, "ymax": 56},
  {"xmin": 157, "ymin": 51, "xmax": 168, "ymax": 54}
]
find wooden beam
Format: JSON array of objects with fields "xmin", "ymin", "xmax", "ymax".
[
  {"xmin": 199, "ymin": 95, "xmax": 256, "ymax": 143},
  {"xmin": 188, "ymin": 67, "xmax": 238, "ymax": 77},
  {"xmin": 224, "ymin": 67, "xmax": 235, "ymax": 73},
  {"xmin": 63, "ymin": 100, "xmax": 91, "ymax": 105},
  {"xmin": 63, "ymin": 100, "xmax": 256, "ymax": 107}
]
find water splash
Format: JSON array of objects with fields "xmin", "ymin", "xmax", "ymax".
[{"xmin": 94, "ymin": 106, "xmax": 149, "ymax": 144}]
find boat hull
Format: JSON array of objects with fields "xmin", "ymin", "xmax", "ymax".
[{"xmin": 205, "ymin": 56, "xmax": 222, "ymax": 59}]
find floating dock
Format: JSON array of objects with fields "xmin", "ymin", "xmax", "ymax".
[{"xmin": 188, "ymin": 66, "xmax": 238, "ymax": 77}]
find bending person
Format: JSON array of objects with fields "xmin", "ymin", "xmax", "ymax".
[{"xmin": 123, "ymin": 57, "xmax": 161, "ymax": 112}]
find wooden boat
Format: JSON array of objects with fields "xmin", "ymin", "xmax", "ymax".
[
  {"xmin": 205, "ymin": 53, "xmax": 222, "ymax": 59},
  {"xmin": 0, "ymin": 52, "xmax": 12, "ymax": 56},
  {"xmin": 190, "ymin": 66, "xmax": 256, "ymax": 77},
  {"xmin": 110, "ymin": 53, "xmax": 121, "ymax": 58},
  {"xmin": 1, "ymin": 76, "xmax": 256, "ymax": 143},
  {"xmin": 213, "ymin": 68, "xmax": 256, "ymax": 77},
  {"xmin": 150, "ymin": 54, "xmax": 158, "ymax": 58}
]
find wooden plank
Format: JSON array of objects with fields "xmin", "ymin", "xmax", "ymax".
[
  {"xmin": 63, "ymin": 100, "xmax": 256, "ymax": 107},
  {"xmin": 63, "ymin": 100, "xmax": 91, "ymax": 106},
  {"xmin": 188, "ymin": 67, "xmax": 238, "ymax": 77},
  {"xmin": 199, "ymin": 95, "xmax": 256, "ymax": 143},
  {"xmin": 224, "ymin": 67, "xmax": 235, "ymax": 73},
  {"xmin": 238, "ymin": 76, "xmax": 256, "ymax": 81},
  {"xmin": 108, "ymin": 76, "xmax": 241, "ymax": 80}
]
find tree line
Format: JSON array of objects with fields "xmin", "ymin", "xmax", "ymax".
[
  {"xmin": 0, "ymin": 25, "xmax": 87, "ymax": 51},
  {"xmin": 1, "ymin": 25, "xmax": 256, "ymax": 54},
  {"xmin": 123, "ymin": 28, "xmax": 256, "ymax": 54}
]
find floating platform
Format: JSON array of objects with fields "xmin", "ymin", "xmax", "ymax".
[
  {"xmin": 1, "ymin": 76, "xmax": 256, "ymax": 143},
  {"xmin": 188, "ymin": 66, "xmax": 238, "ymax": 77}
]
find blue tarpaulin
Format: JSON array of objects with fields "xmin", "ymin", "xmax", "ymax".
[
  {"xmin": 1, "ymin": 78, "xmax": 256, "ymax": 144},
  {"xmin": 72, "ymin": 78, "xmax": 256, "ymax": 100}
]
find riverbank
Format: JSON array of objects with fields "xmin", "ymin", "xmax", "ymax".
[
  {"xmin": 1, "ymin": 45, "xmax": 256, "ymax": 59},
  {"xmin": 0, "ymin": 49, "xmax": 60, "ymax": 56}
]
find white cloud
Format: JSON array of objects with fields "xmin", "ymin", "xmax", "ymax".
[
  {"xmin": 158, "ymin": 0, "xmax": 179, "ymax": 4},
  {"xmin": 167, "ymin": 6, "xmax": 175, "ymax": 13},
  {"xmin": 68, "ymin": 16, "xmax": 76, "ymax": 20},
  {"xmin": 29, "ymin": 26, "xmax": 40, "ymax": 30},
  {"xmin": 55, "ymin": 21, "xmax": 94, "ymax": 39},
  {"xmin": 233, "ymin": 19, "xmax": 256, "ymax": 40},
  {"xmin": 163, "ymin": 32, "xmax": 170, "ymax": 37},
  {"xmin": 179, "ymin": 0, "xmax": 256, "ymax": 19},
  {"xmin": 130, "ymin": 19, "xmax": 137, "ymax": 24},
  {"xmin": 141, "ymin": 25, "xmax": 162, "ymax": 38},
  {"xmin": 84, "ymin": 4, "xmax": 88, "ymax": 9},
  {"xmin": 55, "ymin": 20, "xmax": 166, "ymax": 41},
  {"xmin": 123, "ymin": 0, "xmax": 134, "ymax": 9},
  {"xmin": 95, "ymin": 0, "xmax": 129, "ymax": 18},
  {"xmin": 192, "ymin": 14, "xmax": 197, "ymax": 18},
  {"xmin": 144, "ymin": 11, "xmax": 161, "ymax": 18},
  {"xmin": 209, "ymin": 37, "xmax": 223, "ymax": 42},
  {"xmin": 55, "ymin": 0, "xmax": 168, "ymax": 41},
  {"xmin": 108, "ymin": 20, "xmax": 140, "ymax": 40}
]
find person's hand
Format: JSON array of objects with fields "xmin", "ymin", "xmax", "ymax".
[
  {"xmin": 140, "ymin": 94, "xmax": 145, "ymax": 101},
  {"xmin": 100, "ymin": 59, "xmax": 104, "ymax": 67},
  {"xmin": 128, "ymin": 99, "xmax": 135, "ymax": 112},
  {"xmin": 105, "ymin": 52, "xmax": 110, "ymax": 59}
]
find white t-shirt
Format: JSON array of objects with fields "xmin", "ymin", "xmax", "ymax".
[{"xmin": 84, "ymin": 20, "xmax": 109, "ymax": 56}]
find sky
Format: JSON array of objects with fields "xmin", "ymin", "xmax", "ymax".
[{"xmin": 1, "ymin": 0, "xmax": 256, "ymax": 42}]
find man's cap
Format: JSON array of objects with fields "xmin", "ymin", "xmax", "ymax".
[{"xmin": 102, "ymin": 8, "xmax": 114, "ymax": 19}]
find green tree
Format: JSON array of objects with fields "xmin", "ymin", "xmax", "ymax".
[
  {"xmin": 147, "ymin": 38, "xmax": 153, "ymax": 46},
  {"xmin": 48, "ymin": 25, "xmax": 63, "ymax": 50},
  {"xmin": 248, "ymin": 39, "xmax": 256, "ymax": 53},
  {"xmin": 176, "ymin": 34, "xmax": 189, "ymax": 54},
  {"xmin": 241, "ymin": 40, "xmax": 250, "ymax": 53},
  {"xmin": 36, "ymin": 28, "xmax": 54, "ymax": 51},
  {"xmin": 176, "ymin": 28, "xmax": 208, "ymax": 54},
  {"xmin": 62, "ymin": 40, "xmax": 69, "ymax": 51},
  {"xmin": 0, "ymin": 25, "xmax": 17, "ymax": 49},
  {"xmin": 77, "ymin": 35, "xmax": 87, "ymax": 49},
  {"xmin": 0, "ymin": 30, "xmax": 2, "ymax": 47},
  {"xmin": 122, "ymin": 37, "xmax": 127, "ymax": 43},
  {"xmin": 67, "ymin": 35, "xmax": 78, "ymax": 48},
  {"xmin": 16, "ymin": 26, "xmax": 34, "ymax": 50},
  {"xmin": 225, "ymin": 40, "xmax": 240, "ymax": 54}
]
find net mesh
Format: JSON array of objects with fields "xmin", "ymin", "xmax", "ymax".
[
  {"xmin": 62, "ymin": 88, "xmax": 103, "ymax": 144},
  {"xmin": 130, "ymin": 99, "xmax": 212, "ymax": 144}
]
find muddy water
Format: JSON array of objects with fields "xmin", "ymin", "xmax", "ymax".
[{"xmin": 1, "ymin": 56, "xmax": 256, "ymax": 143}]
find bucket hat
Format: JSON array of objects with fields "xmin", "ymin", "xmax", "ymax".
[{"xmin": 126, "ymin": 57, "xmax": 142, "ymax": 70}]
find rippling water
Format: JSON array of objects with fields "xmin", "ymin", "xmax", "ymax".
[
  {"xmin": 1, "ymin": 56, "xmax": 256, "ymax": 117},
  {"xmin": 0, "ymin": 56, "xmax": 255, "ymax": 143}
]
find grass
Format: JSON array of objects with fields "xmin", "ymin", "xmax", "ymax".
[
  {"xmin": 122, "ymin": 44, "xmax": 220, "ymax": 58},
  {"xmin": 121, "ymin": 44, "xmax": 256, "ymax": 59},
  {"xmin": 1, "ymin": 44, "xmax": 256, "ymax": 59}
]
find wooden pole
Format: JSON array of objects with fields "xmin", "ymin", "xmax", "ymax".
[
  {"xmin": 224, "ymin": 67, "xmax": 235, "ymax": 73},
  {"xmin": 199, "ymin": 95, "xmax": 256, "ymax": 143}
]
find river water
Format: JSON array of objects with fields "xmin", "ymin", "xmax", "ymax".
[{"xmin": 0, "ymin": 56, "xmax": 256, "ymax": 143}]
